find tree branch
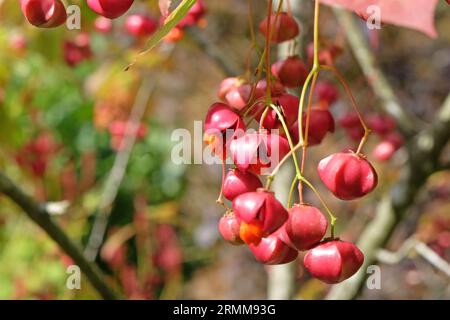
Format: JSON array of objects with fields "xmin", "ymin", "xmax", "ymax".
[
  {"xmin": 0, "ymin": 172, "xmax": 119, "ymax": 300},
  {"xmin": 333, "ymin": 8, "xmax": 419, "ymax": 136},
  {"xmin": 84, "ymin": 76, "xmax": 156, "ymax": 262}
]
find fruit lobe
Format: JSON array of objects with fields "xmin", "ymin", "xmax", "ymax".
[
  {"xmin": 259, "ymin": 12, "xmax": 299, "ymax": 43},
  {"xmin": 317, "ymin": 152, "xmax": 378, "ymax": 200},
  {"xmin": 87, "ymin": 0, "xmax": 134, "ymax": 19},
  {"xmin": 20, "ymin": 0, "xmax": 67, "ymax": 28},
  {"xmin": 271, "ymin": 56, "xmax": 308, "ymax": 88},
  {"xmin": 249, "ymin": 229, "xmax": 298, "ymax": 265},
  {"xmin": 285, "ymin": 204, "xmax": 328, "ymax": 251},
  {"xmin": 233, "ymin": 189, "xmax": 288, "ymax": 241},
  {"xmin": 218, "ymin": 213, "xmax": 243, "ymax": 245},
  {"xmin": 222, "ymin": 169, "xmax": 263, "ymax": 201},
  {"xmin": 304, "ymin": 240, "xmax": 364, "ymax": 284}
]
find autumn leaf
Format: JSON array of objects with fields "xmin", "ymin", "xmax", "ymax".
[
  {"xmin": 159, "ymin": 0, "xmax": 172, "ymax": 19},
  {"xmin": 319, "ymin": 0, "xmax": 438, "ymax": 38}
]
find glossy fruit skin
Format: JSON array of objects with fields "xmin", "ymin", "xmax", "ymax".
[
  {"xmin": 87, "ymin": 0, "xmax": 134, "ymax": 19},
  {"xmin": 218, "ymin": 213, "xmax": 243, "ymax": 245},
  {"xmin": 304, "ymin": 240, "xmax": 364, "ymax": 284},
  {"xmin": 254, "ymin": 79, "xmax": 286, "ymax": 99},
  {"xmin": 204, "ymin": 103, "xmax": 246, "ymax": 159},
  {"xmin": 249, "ymin": 228, "xmax": 298, "ymax": 265},
  {"xmin": 290, "ymin": 109, "xmax": 335, "ymax": 146},
  {"xmin": 20, "ymin": 0, "xmax": 67, "ymax": 28},
  {"xmin": 253, "ymin": 94, "xmax": 300, "ymax": 130},
  {"xmin": 271, "ymin": 56, "xmax": 308, "ymax": 88},
  {"xmin": 230, "ymin": 133, "xmax": 290, "ymax": 175},
  {"xmin": 223, "ymin": 169, "xmax": 263, "ymax": 201},
  {"xmin": 233, "ymin": 189, "xmax": 288, "ymax": 242},
  {"xmin": 125, "ymin": 14, "xmax": 158, "ymax": 37},
  {"xmin": 285, "ymin": 204, "xmax": 328, "ymax": 251},
  {"xmin": 259, "ymin": 12, "xmax": 299, "ymax": 43},
  {"xmin": 217, "ymin": 77, "xmax": 241, "ymax": 101},
  {"xmin": 317, "ymin": 152, "xmax": 378, "ymax": 200},
  {"xmin": 225, "ymin": 83, "xmax": 252, "ymax": 111}
]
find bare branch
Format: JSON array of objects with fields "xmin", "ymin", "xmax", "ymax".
[
  {"xmin": 84, "ymin": 76, "xmax": 156, "ymax": 262},
  {"xmin": 377, "ymin": 238, "xmax": 450, "ymax": 278},
  {"xmin": 0, "ymin": 172, "xmax": 118, "ymax": 300}
]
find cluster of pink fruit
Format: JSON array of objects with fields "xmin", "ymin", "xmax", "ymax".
[
  {"xmin": 20, "ymin": 1, "xmax": 207, "ymax": 66},
  {"xmin": 204, "ymin": 11, "xmax": 379, "ymax": 284}
]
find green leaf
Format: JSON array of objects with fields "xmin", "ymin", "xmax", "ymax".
[{"xmin": 125, "ymin": 0, "xmax": 196, "ymax": 71}]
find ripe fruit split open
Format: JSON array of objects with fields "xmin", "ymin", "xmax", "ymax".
[
  {"xmin": 232, "ymin": 189, "xmax": 288, "ymax": 245},
  {"xmin": 20, "ymin": 0, "xmax": 67, "ymax": 28}
]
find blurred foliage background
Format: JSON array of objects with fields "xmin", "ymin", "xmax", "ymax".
[{"xmin": 0, "ymin": 0, "xmax": 449, "ymax": 299}]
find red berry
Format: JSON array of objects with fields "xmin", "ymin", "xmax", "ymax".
[
  {"xmin": 204, "ymin": 103, "xmax": 246, "ymax": 159},
  {"xmin": 223, "ymin": 169, "xmax": 263, "ymax": 201},
  {"xmin": 271, "ymin": 56, "xmax": 308, "ymax": 88},
  {"xmin": 218, "ymin": 212, "xmax": 243, "ymax": 245},
  {"xmin": 20, "ymin": 0, "xmax": 67, "ymax": 28},
  {"xmin": 87, "ymin": 0, "xmax": 134, "ymax": 19},
  {"xmin": 253, "ymin": 94, "xmax": 300, "ymax": 130},
  {"xmin": 290, "ymin": 108, "xmax": 335, "ymax": 146},
  {"xmin": 225, "ymin": 83, "xmax": 252, "ymax": 111},
  {"xmin": 217, "ymin": 77, "xmax": 241, "ymax": 101},
  {"xmin": 125, "ymin": 14, "xmax": 158, "ymax": 37},
  {"xmin": 230, "ymin": 132, "xmax": 290, "ymax": 175},
  {"xmin": 304, "ymin": 240, "xmax": 364, "ymax": 284},
  {"xmin": 94, "ymin": 16, "xmax": 113, "ymax": 33},
  {"xmin": 315, "ymin": 81, "xmax": 339, "ymax": 105},
  {"xmin": 259, "ymin": 12, "xmax": 299, "ymax": 43},
  {"xmin": 254, "ymin": 79, "xmax": 286, "ymax": 98},
  {"xmin": 338, "ymin": 112, "xmax": 364, "ymax": 141},
  {"xmin": 285, "ymin": 204, "xmax": 328, "ymax": 251},
  {"xmin": 63, "ymin": 33, "xmax": 92, "ymax": 67},
  {"xmin": 249, "ymin": 228, "xmax": 298, "ymax": 265},
  {"xmin": 367, "ymin": 114, "xmax": 396, "ymax": 135},
  {"xmin": 307, "ymin": 43, "xmax": 342, "ymax": 66},
  {"xmin": 177, "ymin": 0, "xmax": 207, "ymax": 28},
  {"xmin": 233, "ymin": 189, "xmax": 288, "ymax": 245},
  {"xmin": 318, "ymin": 152, "xmax": 378, "ymax": 200},
  {"xmin": 372, "ymin": 141, "xmax": 396, "ymax": 161}
]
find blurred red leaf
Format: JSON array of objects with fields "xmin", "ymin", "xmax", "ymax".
[{"xmin": 319, "ymin": 0, "xmax": 438, "ymax": 38}]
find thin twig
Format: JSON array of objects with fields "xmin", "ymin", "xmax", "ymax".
[
  {"xmin": 84, "ymin": 76, "xmax": 156, "ymax": 262},
  {"xmin": 0, "ymin": 172, "xmax": 119, "ymax": 299},
  {"xmin": 377, "ymin": 237, "xmax": 450, "ymax": 278}
]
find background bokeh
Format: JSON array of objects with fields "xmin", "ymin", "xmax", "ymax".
[{"xmin": 0, "ymin": 0, "xmax": 449, "ymax": 299}]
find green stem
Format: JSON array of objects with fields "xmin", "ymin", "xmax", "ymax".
[
  {"xmin": 287, "ymin": 176, "xmax": 299, "ymax": 208},
  {"xmin": 299, "ymin": 176, "xmax": 337, "ymax": 238}
]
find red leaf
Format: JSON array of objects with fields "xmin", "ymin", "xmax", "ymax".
[
  {"xmin": 319, "ymin": 0, "xmax": 438, "ymax": 38},
  {"xmin": 159, "ymin": 0, "xmax": 172, "ymax": 18}
]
